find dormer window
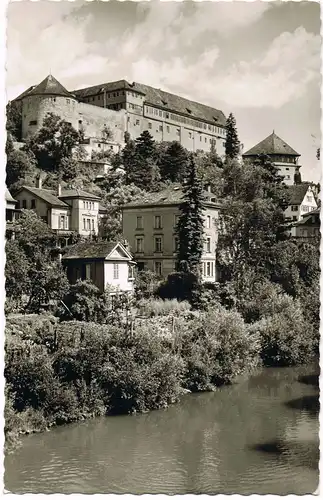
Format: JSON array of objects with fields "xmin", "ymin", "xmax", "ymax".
[
  {"xmin": 186, "ymin": 108, "xmax": 192, "ymax": 114},
  {"xmin": 161, "ymin": 100, "xmax": 167, "ymax": 106}
]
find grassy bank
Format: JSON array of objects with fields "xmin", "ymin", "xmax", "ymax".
[{"xmin": 5, "ymin": 296, "xmax": 317, "ymax": 451}]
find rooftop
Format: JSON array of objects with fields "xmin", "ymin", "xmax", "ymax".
[
  {"xmin": 59, "ymin": 189, "xmax": 101, "ymax": 200},
  {"xmin": 73, "ymin": 79, "xmax": 226, "ymax": 126},
  {"xmin": 123, "ymin": 184, "xmax": 220, "ymax": 208},
  {"xmin": 18, "ymin": 186, "xmax": 68, "ymax": 208},
  {"xmin": 28, "ymin": 75, "xmax": 74, "ymax": 99},
  {"xmin": 287, "ymin": 183, "xmax": 312, "ymax": 205},
  {"xmin": 62, "ymin": 241, "xmax": 130, "ymax": 260},
  {"xmin": 243, "ymin": 132, "xmax": 300, "ymax": 157},
  {"xmin": 6, "ymin": 189, "xmax": 16, "ymax": 203}
]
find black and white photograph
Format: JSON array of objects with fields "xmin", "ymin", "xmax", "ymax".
[{"xmin": 3, "ymin": 0, "xmax": 321, "ymax": 495}]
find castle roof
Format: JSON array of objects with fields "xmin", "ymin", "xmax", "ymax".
[
  {"xmin": 26, "ymin": 75, "xmax": 74, "ymax": 99},
  {"xmin": 243, "ymin": 132, "xmax": 300, "ymax": 157},
  {"xmin": 73, "ymin": 80, "xmax": 226, "ymax": 126}
]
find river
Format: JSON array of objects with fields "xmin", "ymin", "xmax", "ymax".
[{"xmin": 4, "ymin": 365, "xmax": 319, "ymax": 495}]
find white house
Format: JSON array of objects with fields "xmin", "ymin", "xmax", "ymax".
[
  {"xmin": 285, "ymin": 183, "xmax": 318, "ymax": 236},
  {"xmin": 62, "ymin": 241, "xmax": 136, "ymax": 294}
]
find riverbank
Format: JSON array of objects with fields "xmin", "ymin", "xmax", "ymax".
[
  {"xmin": 5, "ymin": 299, "xmax": 318, "ymax": 451},
  {"xmin": 5, "ymin": 364, "xmax": 319, "ymax": 495}
]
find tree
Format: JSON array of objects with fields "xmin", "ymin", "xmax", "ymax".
[
  {"xmin": 23, "ymin": 113, "xmax": 82, "ymax": 176},
  {"xmin": 6, "ymin": 101, "xmax": 22, "ymax": 141},
  {"xmin": 122, "ymin": 131, "xmax": 160, "ymax": 191},
  {"xmin": 224, "ymin": 113, "xmax": 240, "ymax": 160},
  {"xmin": 6, "ymin": 148, "xmax": 37, "ymax": 189},
  {"xmin": 135, "ymin": 130, "xmax": 156, "ymax": 160},
  {"xmin": 175, "ymin": 155, "xmax": 205, "ymax": 275},
  {"xmin": 159, "ymin": 141, "xmax": 188, "ymax": 183}
]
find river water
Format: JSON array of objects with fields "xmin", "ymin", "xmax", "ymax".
[{"xmin": 5, "ymin": 365, "xmax": 319, "ymax": 495}]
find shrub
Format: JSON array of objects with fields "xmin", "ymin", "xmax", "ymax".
[
  {"xmin": 179, "ymin": 307, "xmax": 260, "ymax": 391},
  {"xmin": 137, "ymin": 298, "xmax": 191, "ymax": 317},
  {"xmin": 250, "ymin": 296, "xmax": 316, "ymax": 366},
  {"xmin": 157, "ymin": 271, "xmax": 201, "ymax": 304}
]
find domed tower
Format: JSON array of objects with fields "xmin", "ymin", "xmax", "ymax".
[
  {"xmin": 242, "ymin": 131, "xmax": 301, "ymax": 186},
  {"xmin": 21, "ymin": 74, "xmax": 78, "ymax": 139}
]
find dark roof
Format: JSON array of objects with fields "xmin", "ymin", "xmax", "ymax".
[
  {"xmin": 27, "ymin": 75, "xmax": 74, "ymax": 99},
  {"xmin": 18, "ymin": 186, "xmax": 69, "ymax": 207},
  {"xmin": 123, "ymin": 184, "xmax": 220, "ymax": 208},
  {"xmin": 73, "ymin": 80, "xmax": 226, "ymax": 126},
  {"xmin": 243, "ymin": 132, "xmax": 300, "ymax": 157},
  {"xmin": 13, "ymin": 85, "xmax": 36, "ymax": 101},
  {"xmin": 60, "ymin": 189, "xmax": 101, "ymax": 200},
  {"xmin": 62, "ymin": 241, "xmax": 130, "ymax": 260},
  {"xmin": 287, "ymin": 183, "xmax": 312, "ymax": 205},
  {"xmin": 294, "ymin": 208, "xmax": 320, "ymax": 226}
]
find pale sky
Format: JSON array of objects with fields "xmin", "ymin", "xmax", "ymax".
[{"xmin": 6, "ymin": 0, "xmax": 321, "ymax": 182}]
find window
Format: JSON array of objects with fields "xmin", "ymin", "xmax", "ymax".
[
  {"xmin": 135, "ymin": 119, "xmax": 140, "ymax": 126},
  {"xmin": 136, "ymin": 237, "xmax": 144, "ymax": 253},
  {"xmin": 206, "ymin": 262, "xmax": 214, "ymax": 277},
  {"xmin": 306, "ymin": 195, "xmax": 312, "ymax": 202},
  {"xmin": 91, "ymin": 219, "xmax": 95, "ymax": 232},
  {"xmin": 154, "ymin": 215, "xmax": 162, "ymax": 229},
  {"xmin": 205, "ymin": 137, "xmax": 207, "ymax": 143},
  {"xmin": 154, "ymin": 237, "xmax": 162, "ymax": 252},
  {"xmin": 83, "ymin": 218, "xmax": 86, "ymax": 230},
  {"xmin": 98, "ymin": 143, "xmax": 101, "ymax": 148},
  {"xmin": 291, "ymin": 205, "xmax": 298, "ymax": 212},
  {"xmin": 59, "ymin": 215, "xmax": 66, "ymax": 229},
  {"xmin": 66, "ymin": 99, "xmax": 70, "ymax": 104},
  {"xmin": 113, "ymin": 263, "xmax": 119, "ymax": 279},
  {"xmin": 206, "ymin": 215, "xmax": 211, "ymax": 229},
  {"xmin": 159, "ymin": 125, "xmax": 163, "ymax": 132},
  {"xmin": 302, "ymin": 206, "xmax": 310, "ymax": 213},
  {"xmin": 128, "ymin": 265, "xmax": 135, "ymax": 280},
  {"xmin": 206, "ymin": 237, "xmax": 211, "ymax": 253},
  {"xmin": 31, "ymin": 199, "xmax": 36, "ymax": 209},
  {"xmin": 85, "ymin": 264, "xmax": 91, "ymax": 280},
  {"xmin": 136, "ymin": 216, "xmax": 143, "ymax": 229},
  {"xmin": 293, "ymin": 216, "xmax": 297, "ymax": 221},
  {"xmin": 148, "ymin": 122, "xmax": 152, "ymax": 129},
  {"xmin": 87, "ymin": 219, "xmax": 91, "ymax": 230},
  {"xmin": 154, "ymin": 261, "xmax": 162, "ymax": 276},
  {"xmin": 189, "ymin": 132, "xmax": 192, "ymax": 139},
  {"xmin": 176, "ymin": 129, "xmax": 180, "ymax": 136},
  {"xmin": 22, "ymin": 200, "xmax": 27, "ymax": 209},
  {"xmin": 29, "ymin": 120, "xmax": 37, "ymax": 126},
  {"xmin": 137, "ymin": 262, "xmax": 145, "ymax": 271},
  {"xmin": 166, "ymin": 126, "xmax": 170, "ymax": 133}
]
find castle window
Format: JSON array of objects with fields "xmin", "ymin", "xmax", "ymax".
[
  {"xmin": 135, "ymin": 119, "xmax": 140, "ymax": 126},
  {"xmin": 205, "ymin": 137, "xmax": 207, "ymax": 143},
  {"xmin": 148, "ymin": 122, "xmax": 152, "ymax": 129},
  {"xmin": 159, "ymin": 125, "xmax": 163, "ymax": 132},
  {"xmin": 29, "ymin": 120, "xmax": 37, "ymax": 126},
  {"xmin": 52, "ymin": 98, "xmax": 56, "ymax": 102},
  {"xmin": 166, "ymin": 126, "xmax": 170, "ymax": 133},
  {"xmin": 98, "ymin": 144, "xmax": 101, "ymax": 148}
]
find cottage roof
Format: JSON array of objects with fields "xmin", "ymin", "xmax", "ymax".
[
  {"xmin": 27, "ymin": 75, "xmax": 74, "ymax": 99},
  {"xmin": 287, "ymin": 183, "xmax": 312, "ymax": 205},
  {"xmin": 60, "ymin": 189, "xmax": 101, "ymax": 201},
  {"xmin": 123, "ymin": 184, "xmax": 220, "ymax": 208},
  {"xmin": 294, "ymin": 207, "xmax": 320, "ymax": 227},
  {"xmin": 6, "ymin": 189, "xmax": 16, "ymax": 203},
  {"xmin": 73, "ymin": 80, "xmax": 226, "ymax": 126},
  {"xmin": 243, "ymin": 132, "xmax": 300, "ymax": 157},
  {"xmin": 62, "ymin": 241, "xmax": 132, "ymax": 260},
  {"xmin": 17, "ymin": 186, "xmax": 69, "ymax": 208}
]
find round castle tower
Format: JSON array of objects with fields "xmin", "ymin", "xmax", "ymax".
[{"xmin": 21, "ymin": 74, "xmax": 78, "ymax": 139}]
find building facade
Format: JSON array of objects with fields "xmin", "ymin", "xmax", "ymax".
[
  {"xmin": 284, "ymin": 183, "xmax": 318, "ymax": 233},
  {"xmin": 293, "ymin": 207, "xmax": 320, "ymax": 241},
  {"xmin": 242, "ymin": 131, "xmax": 301, "ymax": 186},
  {"xmin": 14, "ymin": 75, "xmax": 227, "ymax": 156},
  {"xmin": 122, "ymin": 186, "xmax": 220, "ymax": 281},
  {"xmin": 14, "ymin": 179, "xmax": 102, "ymax": 242}
]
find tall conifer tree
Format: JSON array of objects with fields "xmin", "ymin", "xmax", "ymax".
[
  {"xmin": 175, "ymin": 155, "xmax": 205, "ymax": 275},
  {"xmin": 225, "ymin": 113, "xmax": 240, "ymax": 160}
]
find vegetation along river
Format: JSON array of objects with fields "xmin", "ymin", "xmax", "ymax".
[{"xmin": 5, "ymin": 364, "xmax": 319, "ymax": 495}]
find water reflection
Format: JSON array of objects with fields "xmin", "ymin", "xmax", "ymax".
[{"xmin": 5, "ymin": 365, "xmax": 319, "ymax": 495}]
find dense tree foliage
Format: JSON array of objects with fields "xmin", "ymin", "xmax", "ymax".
[
  {"xmin": 6, "ymin": 101, "xmax": 22, "ymax": 141},
  {"xmin": 224, "ymin": 112, "xmax": 240, "ymax": 160},
  {"xmin": 159, "ymin": 141, "xmax": 188, "ymax": 183},
  {"xmin": 175, "ymin": 156, "xmax": 205, "ymax": 275}
]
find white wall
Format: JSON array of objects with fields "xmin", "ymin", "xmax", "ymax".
[{"xmin": 104, "ymin": 261, "xmax": 134, "ymax": 292}]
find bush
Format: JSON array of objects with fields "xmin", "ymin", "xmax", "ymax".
[
  {"xmin": 157, "ymin": 271, "xmax": 201, "ymax": 304},
  {"xmin": 249, "ymin": 296, "xmax": 316, "ymax": 366},
  {"xmin": 179, "ymin": 307, "xmax": 260, "ymax": 391},
  {"xmin": 137, "ymin": 298, "xmax": 191, "ymax": 317}
]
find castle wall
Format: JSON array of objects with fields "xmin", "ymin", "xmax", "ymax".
[{"xmin": 77, "ymin": 103, "xmax": 126, "ymax": 143}]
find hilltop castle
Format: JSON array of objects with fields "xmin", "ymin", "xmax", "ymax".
[{"xmin": 14, "ymin": 74, "xmax": 227, "ymax": 157}]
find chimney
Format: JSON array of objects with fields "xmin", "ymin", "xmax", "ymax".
[
  {"xmin": 36, "ymin": 175, "xmax": 42, "ymax": 189},
  {"xmin": 57, "ymin": 184, "xmax": 62, "ymax": 197}
]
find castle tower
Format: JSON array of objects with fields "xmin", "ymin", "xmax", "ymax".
[
  {"xmin": 242, "ymin": 131, "xmax": 301, "ymax": 186},
  {"xmin": 21, "ymin": 74, "xmax": 78, "ymax": 139}
]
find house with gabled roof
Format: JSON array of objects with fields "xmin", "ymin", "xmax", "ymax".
[
  {"xmin": 292, "ymin": 207, "xmax": 320, "ymax": 241},
  {"xmin": 284, "ymin": 183, "xmax": 318, "ymax": 235},
  {"xmin": 14, "ymin": 178, "xmax": 103, "ymax": 241},
  {"xmin": 61, "ymin": 241, "xmax": 135, "ymax": 293},
  {"xmin": 243, "ymin": 131, "xmax": 301, "ymax": 186}
]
